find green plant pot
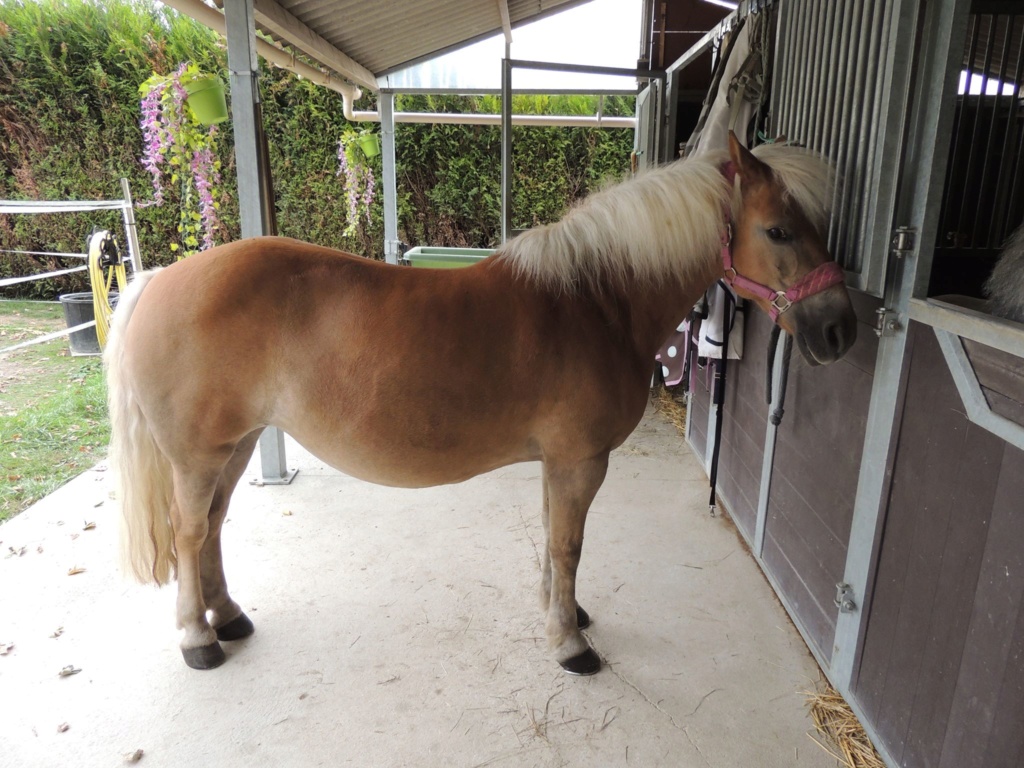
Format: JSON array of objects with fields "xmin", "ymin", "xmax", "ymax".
[
  {"xmin": 357, "ymin": 133, "xmax": 380, "ymax": 158},
  {"xmin": 185, "ymin": 76, "xmax": 228, "ymax": 125}
]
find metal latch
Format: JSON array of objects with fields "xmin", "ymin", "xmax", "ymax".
[
  {"xmin": 891, "ymin": 226, "xmax": 916, "ymax": 257},
  {"xmin": 874, "ymin": 307, "xmax": 901, "ymax": 338},
  {"xmin": 834, "ymin": 582, "xmax": 857, "ymax": 613}
]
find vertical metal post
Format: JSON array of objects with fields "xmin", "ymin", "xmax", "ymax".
[
  {"xmin": 830, "ymin": 0, "xmax": 971, "ymax": 692},
  {"xmin": 501, "ymin": 57, "xmax": 513, "ymax": 243},
  {"xmin": 224, "ymin": 0, "xmax": 295, "ymax": 485},
  {"xmin": 118, "ymin": 178, "xmax": 143, "ymax": 272},
  {"xmin": 381, "ymin": 90, "xmax": 400, "ymax": 264},
  {"xmin": 224, "ymin": 0, "xmax": 267, "ymax": 239}
]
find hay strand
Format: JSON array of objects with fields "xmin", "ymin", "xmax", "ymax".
[{"xmin": 804, "ymin": 684, "xmax": 884, "ymax": 768}]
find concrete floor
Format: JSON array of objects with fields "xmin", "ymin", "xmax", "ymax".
[{"xmin": 0, "ymin": 405, "xmax": 834, "ymax": 768}]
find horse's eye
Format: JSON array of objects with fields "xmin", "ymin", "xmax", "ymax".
[{"xmin": 767, "ymin": 227, "xmax": 790, "ymax": 242}]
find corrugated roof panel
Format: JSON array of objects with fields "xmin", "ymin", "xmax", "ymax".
[{"xmin": 273, "ymin": 0, "xmax": 588, "ymax": 78}]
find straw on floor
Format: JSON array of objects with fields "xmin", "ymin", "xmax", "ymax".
[
  {"xmin": 805, "ymin": 684, "xmax": 884, "ymax": 768},
  {"xmin": 654, "ymin": 385, "xmax": 687, "ymax": 436}
]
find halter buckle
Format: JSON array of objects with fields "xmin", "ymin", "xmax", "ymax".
[
  {"xmin": 724, "ymin": 266, "xmax": 738, "ymax": 282},
  {"xmin": 771, "ymin": 294, "xmax": 793, "ymax": 314}
]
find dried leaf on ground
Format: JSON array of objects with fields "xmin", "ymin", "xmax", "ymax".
[
  {"xmin": 57, "ymin": 722, "xmax": 70, "ymax": 733},
  {"xmin": 58, "ymin": 665, "xmax": 81, "ymax": 677},
  {"xmin": 50, "ymin": 627, "xmax": 64, "ymax": 639},
  {"xmin": 123, "ymin": 749, "xmax": 144, "ymax": 763},
  {"xmin": 67, "ymin": 566, "xmax": 85, "ymax": 575},
  {"xmin": 83, "ymin": 520, "xmax": 96, "ymax": 530}
]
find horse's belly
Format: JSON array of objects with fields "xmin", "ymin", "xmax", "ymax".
[{"xmin": 283, "ymin": 424, "xmax": 537, "ymax": 489}]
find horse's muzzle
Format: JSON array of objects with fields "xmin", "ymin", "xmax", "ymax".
[{"xmin": 791, "ymin": 288, "xmax": 858, "ymax": 366}]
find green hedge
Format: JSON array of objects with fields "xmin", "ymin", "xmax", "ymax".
[{"xmin": 0, "ymin": 0, "xmax": 634, "ymax": 299}]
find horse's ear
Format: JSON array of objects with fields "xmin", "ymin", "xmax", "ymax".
[{"xmin": 727, "ymin": 130, "xmax": 770, "ymax": 186}]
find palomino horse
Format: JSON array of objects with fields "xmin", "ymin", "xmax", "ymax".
[{"xmin": 105, "ymin": 133, "xmax": 856, "ymax": 674}]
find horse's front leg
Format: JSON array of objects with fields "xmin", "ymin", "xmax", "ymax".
[
  {"xmin": 539, "ymin": 466, "xmax": 590, "ymax": 630},
  {"xmin": 543, "ymin": 454, "xmax": 608, "ymax": 675}
]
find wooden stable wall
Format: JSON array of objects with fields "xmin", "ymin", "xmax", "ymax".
[
  {"xmin": 759, "ymin": 292, "xmax": 879, "ymax": 664},
  {"xmin": 852, "ymin": 321, "xmax": 1024, "ymax": 768},
  {"xmin": 687, "ymin": 290, "xmax": 880, "ymax": 663}
]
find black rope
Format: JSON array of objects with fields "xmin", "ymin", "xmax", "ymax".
[
  {"xmin": 707, "ymin": 286, "xmax": 735, "ymax": 516},
  {"xmin": 770, "ymin": 332, "xmax": 794, "ymax": 427},
  {"xmin": 765, "ymin": 324, "xmax": 782, "ymax": 405}
]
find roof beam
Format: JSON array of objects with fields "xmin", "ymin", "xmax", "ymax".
[
  {"xmin": 252, "ymin": 0, "xmax": 378, "ymax": 91},
  {"xmin": 495, "ymin": 0, "xmax": 512, "ymax": 45}
]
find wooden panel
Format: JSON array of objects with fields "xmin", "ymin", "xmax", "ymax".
[
  {"xmin": 940, "ymin": 443, "xmax": 1024, "ymax": 768},
  {"xmin": 716, "ymin": 307, "xmax": 773, "ymax": 539},
  {"xmin": 759, "ymin": 292, "xmax": 880, "ymax": 661},
  {"xmin": 853, "ymin": 322, "xmax": 1024, "ymax": 768},
  {"xmin": 964, "ymin": 337, "xmax": 1024, "ymax": 427}
]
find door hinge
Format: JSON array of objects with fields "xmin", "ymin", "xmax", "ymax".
[
  {"xmin": 891, "ymin": 226, "xmax": 916, "ymax": 257},
  {"xmin": 874, "ymin": 307, "xmax": 901, "ymax": 338},
  {"xmin": 834, "ymin": 582, "xmax": 857, "ymax": 614}
]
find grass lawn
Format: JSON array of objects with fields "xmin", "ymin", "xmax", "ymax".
[{"xmin": 0, "ymin": 300, "xmax": 109, "ymax": 523}]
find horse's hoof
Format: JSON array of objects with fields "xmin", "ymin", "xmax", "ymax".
[
  {"xmin": 182, "ymin": 642, "xmax": 226, "ymax": 670},
  {"xmin": 215, "ymin": 613, "xmax": 255, "ymax": 642},
  {"xmin": 576, "ymin": 605, "xmax": 590, "ymax": 630},
  {"xmin": 560, "ymin": 647, "xmax": 601, "ymax": 676}
]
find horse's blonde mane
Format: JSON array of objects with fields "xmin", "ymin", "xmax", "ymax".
[
  {"xmin": 499, "ymin": 143, "xmax": 834, "ymax": 293},
  {"xmin": 749, "ymin": 141, "xmax": 835, "ymax": 236}
]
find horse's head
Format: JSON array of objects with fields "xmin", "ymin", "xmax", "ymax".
[{"xmin": 725, "ymin": 132, "xmax": 857, "ymax": 365}]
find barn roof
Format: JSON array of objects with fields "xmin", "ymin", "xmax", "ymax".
[{"xmin": 172, "ymin": 0, "xmax": 596, "ymax": 92}]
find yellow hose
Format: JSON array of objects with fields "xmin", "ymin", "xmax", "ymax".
[{"xmin": 87, "ymin": 231, "xmax": 128, "ymax": 349}]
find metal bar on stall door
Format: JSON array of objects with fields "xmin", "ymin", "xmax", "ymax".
[
  {"xmin": 820, "ymin": 0, "xmax": 845, "ymax": 160},
  {"xmin": 834, "ymin": 0, "xmax": 874, "ymax": 277},
  {"xmin": 974, "ymin": 13, "xmax": 1014, "ymax": 250},
  {"xmin": 791, "ymin": 1, "xmax": 813, "ymax": 140},
  {"xmin": 775, "ymin": 0, "xmax": 797, "ymax": 137},
  {"xmin": 991, "ymin": 15, "xmax": 1024, "ymax": 243},
  {"xmin": 958, "ymin": 15, "xmax": 997, "ymax": 248},
  {"xmin": 809, "ymin": 1, "xmax": 835, "ymax": 151},
  {"xmin": 796, "ymin": 1, "xmax": 821, "ymax": 143},
  {"xmin": 827, "ymin": 0, "xmax": 857, "ymax": 252},
  {"xmin": 941, "ymin": 14, "xmax": 982, "ymax": 241},
  {"xmin": 855, "ymin": 0, "xmax": 896, "ymax": 288},
  {"xmin": 831, "ymin": 0, "xmax": 864, "ymax": 264},
  {"xmin": 805, "ymin": 0, "xmax": 829, "ymax": 148}
]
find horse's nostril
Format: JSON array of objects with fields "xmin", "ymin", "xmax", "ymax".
[{"xmin": 824, "ymin": 321, "xmax": 844, "ymax": 352}]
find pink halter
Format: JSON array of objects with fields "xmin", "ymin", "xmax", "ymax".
[{"xmin": 719, "ymin": 162, "xmax": 845, "ymax": 323}]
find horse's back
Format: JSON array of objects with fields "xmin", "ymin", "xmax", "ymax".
[{"xmin": 122, "ymin": 237, "xmax": 650, "ymax": 486}]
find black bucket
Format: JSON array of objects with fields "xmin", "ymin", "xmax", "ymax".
[{"xmin": 59, "ymin": 292, "xmax": 117, "ymax": 356}]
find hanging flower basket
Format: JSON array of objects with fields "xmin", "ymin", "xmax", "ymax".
[
  {"xmin": 357, "ymin": 132, "xmax": 380, "ymax": 158},
  {"xmin": 184, "ymin": 76, "xmax": 229, "ymax": 126}
]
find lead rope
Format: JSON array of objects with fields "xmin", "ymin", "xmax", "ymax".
[
  {"xmin": 764, "ymin": 325, "xmax": 794, "ymax": 426},
  {"xmin": 707, "ymin": 285, "xmax": 734, "ymax": 516}
]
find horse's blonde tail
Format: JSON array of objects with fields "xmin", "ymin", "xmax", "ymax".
[{"xmin": 104, "ymin": 269, "xmax": 176, "ymax": 585}]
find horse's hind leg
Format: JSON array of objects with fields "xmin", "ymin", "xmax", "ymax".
[
  {"xmin": 200, "ymin": 429, "xmax": 262, "ymax": 643},
  {"xmin": 169, "ymin": 466, "xmax": 225, "ymax": 669},
  {"xmin": 543, "ymin": 454, "xmax": 608, "ymax": 676},
  {"xmin": 539, "ymin": 466, "xmax": 590, "ymax": 630}
]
